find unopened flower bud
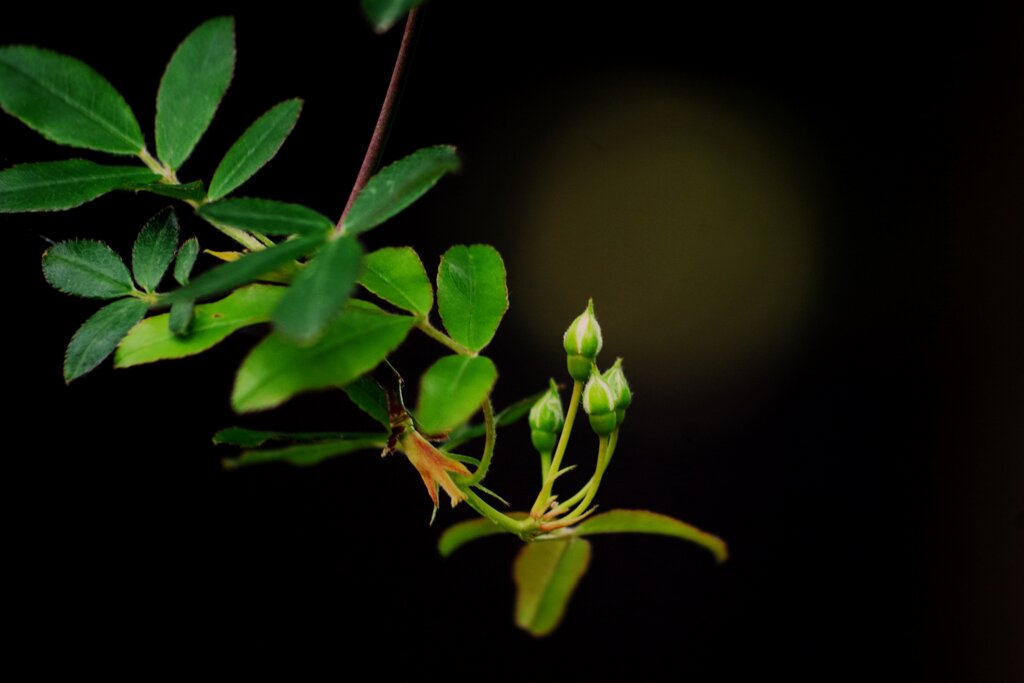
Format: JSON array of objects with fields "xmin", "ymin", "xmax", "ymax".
[
  {"xmin": 563, "ymin": 299, "xmax": 602, "ymax": 382},
  {"xmin": 529, "ymin": 380, "xmax": 564, "ymax": 455},
  {"xmin": 582, "ymin": 373, "xmax": 618, "ymax": 436},
  {"xmin": 603, "ymin": 358, "xmax": 632, "ymax": 425}
]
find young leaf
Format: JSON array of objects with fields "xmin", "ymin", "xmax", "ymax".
[
  {"xmin": 222, "ymin": 437, "xmax": 386, "ymax": 469},
  {"xmin": 573, "ymin": 509, "xmax": 729, "ymax": 564},
  {"xmin": 207, "ymin": 98, "xmax": 303, "ymax": 201},
  {"xmin": 174, "ymin": 237, "xmax": 200, "ymax": 285},
  {"xmin": 342, "ymin": 376, "xmax": 390, "ymax": 429},
  {"xmin": 436, "ymin": 244, "xmax": 508, "ymax": 352},
  {"xmin": 64, "ymin": 298, "xmax": 148, "ymax": 382},
  {"xmin": 43, "ymin": 239, "xmax": 134, "ymax": 299},
  {"xmin": 514, "ymin": 538, "xmax": 592, "ymax": 638},
  {"xmin": 437, "ymin": 514, "xmax": 530, "ymax": 558},
  {"xmin": 0, "ymin": 45, "xmax": 144, "ymax": 154},
  {"xmin": 444, "ymin": 388, "xmax": 548, "ymax": 451},
  {"xmin": 115, "ymin": 284, "xmax": 284, "ymax": 367},
  {"xmin": 135, "ymin": 180, "xmax": 207, "ymax": 203},
  {"xmin": 168, "ymin": 300, "xmax": 194, "ymax": 336},
  {"xmin": 165, "ymin": 233, "xmax": 324, "ymax": 304},
  {"xmin": 415, "ymin": 355, "xmax": 497, "ymax": 435},
  {"xmin": 361, "ymin": 0, "xmax": 426, "ymax": 33},
  {"xmin": 272, "ymin": 235, "xmax": 364, "ymax": 345},
  {"xmin": 213, "ymin": 427, "xmax": 371, "ymax": 448},
  {"xmin": 232, "ymin": 304, "xmax": 414, "ymax": 412},
  {"xmin": 358, "ymin": 246, "xmax": 433, "ymax": 315},
  {"xmin": 199, "ymin": 198, "xmax": 332, "ymax": 237},
  {"xmin": 342, "ymin": 145, "xmax": 460, "ymax": 235},
  {"xmin": 156, "ymin": 17, "xmax": 235, "ymax": 170},
  {"xmin": 0, "ymin": 160, "xmax": 157, "ymax": 212},
  {"xmin": 132, "ymin": 207, "xmax": 180, "ymax": 292}
]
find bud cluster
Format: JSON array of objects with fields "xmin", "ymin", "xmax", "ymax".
[{"xmin": 561, "ymin": 300, "xmax": 631, "ymax": 436}]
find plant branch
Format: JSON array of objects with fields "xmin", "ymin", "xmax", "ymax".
[
  {"xmin": 336, "ymin": 7, "xmax": 422, "ymax": 233},
  {"xmin": 466, "ymin": 398, "xmax": 496, "ymax": 485},
  {"xmin": 415, "ymin": 318, "xmax": 475, "ymax": 356}
]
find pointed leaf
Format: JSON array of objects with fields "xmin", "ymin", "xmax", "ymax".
[
  {"xmin": 168, "ymin": 300, "xmax": 194, "ymax": 335},
  {"xmin": 0, "ymin": 45, "xmax": 144, "ymax": 154},
  {"xmin": 342, "ymin": 376, "xmax": 390, "ymax": 429},
  {"xmin": 573, "ymin": 509, "xmax": 729, "ymax": 564},
  {"xmin": 0, "ymin": 160, "xmax": 157, "ymax": 212},
  {"xmin": 436, "ymin": 244, "xmax": 508, "ymax": 352},
  {"xmin": 232, "ymin": 303, "xmax": 415, "ymax": 412},
  {"xmin": 514, "ymin": 538, "xmax": 591, "ymax": 638},
  {"xmin": 43, "ymin": 239, "xmax": 134, "ymax": 299},
  {"xmin": 132, "ymin": 207, "xmax": 180, "ymax": 292},
  {"xmin": 359, "ymin": 246, "xmax": 433, "ymax": 315},
  {"xmin": 342, "ymin": 145, "xmax": 460, "ymax": 235},
  {"xmin": 415, "ymin": 355, "xmax": 497, "ymax": 434},
  {"xmin": 174, "ymin": 237, "xmax": 200, "ymax": 285},
  {"xmin": 222, "ymin": 437, "xmax": 386, "ymax": 469},
  {"xmin": 207, "ymin": 98, "xmax": 302, "ymax": 201},
  {"xmin": 212, "ymin": 427, "xmax": 380, "ymax": 448},
  {"xmin": 438, "ymin": 514, "xmax": 530, "ymax": 558},
  {"xmin": 361, "ymin": 0, "xmax": 426, "ymax": 33},
  {"xmin": 272, "ymin": 235, "xmax": 363, "ymax": 344},
  {"xmin": 156, "ymin": 17, "xmax": 235, "ymax": 170},
  {"xmin": 135, "ymin": 180, "xmax": 207, "ymax": 203},
  {"xmin": 444, "ymin": 388, "xmax": 548, "ymax": 450},
  {"xmin": 115, "ymin": 284, "xmax": 284, "ymax": 367},
  {"xmin": 165, "ymin": 233, "xmax": 323, "ymax": 304},
  {"xmin": 200, "ymin": 198, "xmax": 332, "ymax": 237},
  {"xmin": 64, "ymin": 298, "xmax": 148, "ymax": 382}
]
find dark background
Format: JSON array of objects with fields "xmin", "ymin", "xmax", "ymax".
[{"xmin": 4, "ymin": 3, "xmax": 1021, "ymax": 679}]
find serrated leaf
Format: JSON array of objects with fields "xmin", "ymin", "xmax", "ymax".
[
  {"xmin": 0, "ymin": 160, "xmax": 157, "ymax": 212},
  {"xmin": 437, "ymin": 513, "xmax": 530, "ymax": 558},
  {"xmin": 115, "ymin": 284, "xmax": 284, "ymax": 367},
  {"xmin": 207, "ymin": 98, "xmax": 302, "ymax": 201},
  {"xmin": 135, "ymin": 180, "xmax": 207, "ymax": 203},
  {"xmin": 64, "ymin": 298, "xmax": 148, "ymax": 382},
  {"xmin": 156, "ymin": 17, "xmax": 235, "ymax": 170},
  {"xmin": 174, "ymin": 237, "xmax": 200, "ymax": 285},
  {"xmin": 436, "ymin": 244, "xmax": 507, "ymax": 352},
  {"xmin": 342, "ymin": 376, "xmax": 390, "ymax": 429},
  {"xmin": 199, "ymin": 198, "xmax": 332, "ymax": 237},
  {"xmin": 574, "ymin": 509, "xmax": 729, "ymax": 564},
  {"xmin": 168, "ymin": 300, "xmax": 194, "ymax": 335},
  {"xmin": 342, "ymin": 145, "xmax": 460, "ymax": 235},
  {"xmin": 43, "ymin": 239, "xmax": 134, "ymax": 299},
  {"xmin": 361, "ymin": 0, "xmax": 426, "ymax": 33},
  {"xmin": 165, "ymin": 233, "xmax": 323, "ymax": 304},
  {"xmin": 444, "ymin": 388, "xmax": 547, "ymax": 451},
  {"xmin": 415, "ymin": 355, "xmax": 497, "ymax": 435},
  {"xmin": 222, "ymin": 437, "xmax": 386, "ymax": 469},
  {"xmin": 232, "ymin": 303, "xmax": 415, "ymax": 412},
  {"xmin": 514, "ymin": 538, "xmax": 591, "ymax": 638},
  {"xmin": 359, "ymin": 246, "xmax": 433, "ymax": 315},
  {"xmin": 131, "ymin": 207, "xmax": 179, "ymax": 292},
  {"xmin": 213, "ymin": 427, "xmax": 379, "ymax": 448},
  {"xmin": 272, "ymin": 235, "xmax": 363, "ymax": 344},
  {"xmin": 0, "ymin": 45, "xmax": 144, "ymax": 154}
]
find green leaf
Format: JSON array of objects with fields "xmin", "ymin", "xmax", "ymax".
[
  {"xmin": 0, "ymin": 160, "xmax": 158, "ymax": 212},
  {"xmin": 207, "ymin": 98, "xmax": 303, "ymax": 201},
  {"xmin": 222, "ymin": 437, "xmax": 386, "ymax": 469},
  {"xmin": 342, "ymin": 145, "xmax": 460, "ymax": 235},
  {"xmin": 213, "ymin": 427, "xmax": 379, "ymax": 448},
  {"xmin": 436, "ymin": 244, "xmax": 508, "ymax": 352},
  {"xmin": 199, "ymin": 198, "xmax": 332, "ymax": 237},
  {"xmin": 573, "ymin": 509, "xmax": 729, "ymax": 564},
  {"xmin": 64, "ymin": 298, "xmax": 148, "ymax": 382},
  {"xmin": 156, "ymin": 17, "xmax": 235, "ymax": 170},
  {"xmin": 437, "ymin": 514, "xmax": 530, "ymax": 558},
  {"xmin": 232, "ymin": 303, "xmax": 415, "ymax": 412},
  {"xmin": 272, "ymin": 235, "xmax": 363, "ymax": 344},
  {"xmin": 165, "ymin": 233, "xmax": 323, "ymax": 304},
  {"xmin": 415, "ymin": 355, "xmax": 497, "ymax": 434},
  {"xmin": 168, "ymin": 300, "xmax": 194, "ymax": 335},
  {"xmin": 135, "ymin": 180, "xmax": 207, "ymax": 203},
  {"xmin": 0, "ymin": 45, "xmax": 144, "ymax": 155},
  {"xmin": 361, "ymin": 0, "xmax": 426, "ymax": 33},
  {"xmin": 342, "ymin": 376, "xmax": 390, "ymax": 429},
  {"xmin": 174, "ymin": 237, "xmax": 200, "ymax": 285},
  {"xmin": 514, "ymin": 538, "xmax": 592, "ymax": 638},
  {"xmin": 131, "ymin": 207, "xmax": 180, "ymax": 292},
  {"xmin": 115, "ymin": 284, "xmax": 284, "ymax": 367},
  {"xmin": 359, "ymin": 246, "xmax": 433, "ymax": 315},
  {"xmin": 42, "ymin": 239, "xmax": 134, "ymax": 299},
  {"xmin": 444, "ymin": 388, "xmax": 547, "ymax": 450}
]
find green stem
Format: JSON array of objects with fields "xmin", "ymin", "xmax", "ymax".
[
  {"xmin": 415, "ymin": 318, "xmax": 475, "ymax": 356},
  {"xmin": 539, "ymin": 451, "xmax": 552, "ymax": 484},
  {"xmin": 466, "ymin": 398, "xmax": 496, "ymax": 485},
  {"xmin": 137, "ymin": 148, "xmax": 177, "ymax": 183},
  {"xmin": 564, "ymin": 429, "xmax": 619, "ymax": 522},
  {"xmin": 199, "ymin": 216, "xmax": 268, "ymax": 252},
  {"xmin": 557, "ymin": 473, "xmax": 595, "ymax": 512},
  {"xmin": 458, "ymin": 484, "xmax": 535, "ymax": 539},
  {"xmin": 530, "ymin": 380, "xmax": 582, "ymax": 517}
]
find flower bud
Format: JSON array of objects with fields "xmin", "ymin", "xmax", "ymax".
[
  {"xmin": 582, "ymin": 373, "xmax": 618, "ymax": 436},
  {"xmin": 563, "ymin": 299, "xmax": 602, "ymax": 382},
  {"xmin": 602, "ymin": 358, "xmax": 632, "ymax": 425},
  {"xmin": 529, "ymin": 380, "xmax": 564, "ymax": 455}
]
